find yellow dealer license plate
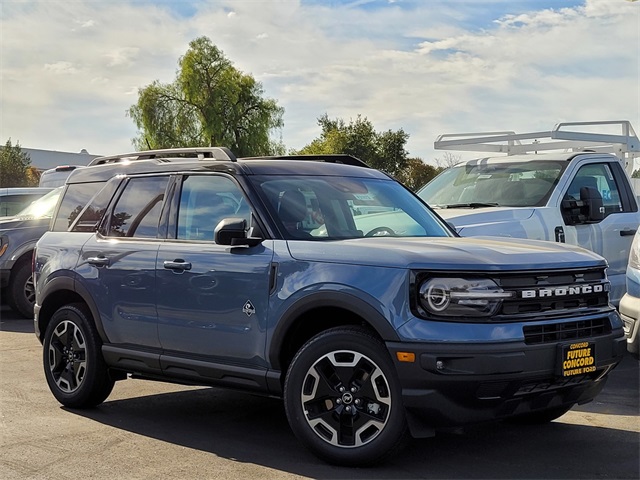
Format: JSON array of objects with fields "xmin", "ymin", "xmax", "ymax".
[{"xmin": 560, "ymin": 342, "xmax": 596, "ymax": 377}]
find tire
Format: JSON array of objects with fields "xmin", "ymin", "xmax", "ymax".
[
  {"xmin": 284, "ymin": 327, "xmax": 407, "ymax": 466},
  {"xmin": 43, "ymin": 303, "xmax": 115, "ymax": 408},
  {"xmin": 7, "ymin": 260, "xmax": 35, "ymax": 318},
  {"xmin": 506, "ymin": 405, "xmax": 573, "ymax": 425}
]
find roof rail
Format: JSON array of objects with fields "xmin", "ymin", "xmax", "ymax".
[
  {"xmin": 434, "ymin": 120, "xmax": 639, "ymax": 172},
  {"xmin": 242, "ymin": 154, "xmax": 370, "ymax": 168},
  {"xmin": 89, "ymin": 147, "xmax": 236, "ymax": 166}
]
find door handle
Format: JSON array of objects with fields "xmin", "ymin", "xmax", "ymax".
[
  {"xmin": 620, "ymin": 229, "xmax": 637, "ymax": 237},
  {"xmin": 163, "ymin": 260, "xmax": 192, "ymax": 271},
  {"xmin": 87, "ymin": 256, "xmax": 110, "ymax": 267}
]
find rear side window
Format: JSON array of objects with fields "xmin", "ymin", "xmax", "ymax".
[
  {"xmin": 107, "ymin": 176, "xmax": 169, "ymax": 238},
  {"xmin": 53, "ymin": 183, "xmax": 107, "ymax": 231}
]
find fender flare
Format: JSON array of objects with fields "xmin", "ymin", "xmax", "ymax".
[
  {"xmin": 268, "ymin": 290, "xmax": 400, "ymax": 370},
  {"xmin": 38, "ymin": 274, "xmax": 109, "ymax": 343},
  {"xmin": 7, "ymin": 240, "xmax": 38, "ymax": 269}
]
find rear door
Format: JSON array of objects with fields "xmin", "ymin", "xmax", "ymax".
[{"xmin": 78, "ymin": 175, "xmax": 169, "ymax": 348}]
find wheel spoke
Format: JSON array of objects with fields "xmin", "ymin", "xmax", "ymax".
[
  {"xmin": 24, "ymin": 275, "xmax": 35, "ymax": 304},
  {"xmin": 48, "ymin": 320, "xmax": 86, "ymax": 393},
  {"xmin": 300, "ymin": 348, "xmax": 392, "ymax": 448}
]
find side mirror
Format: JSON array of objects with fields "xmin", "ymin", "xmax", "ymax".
[
  {"xmin": 580, "ymin": 186, "xmax": 604, "ymax": 222},
  {"xmin": 214, "ymin": 218, "xmax": 263, "ymax": 247}
]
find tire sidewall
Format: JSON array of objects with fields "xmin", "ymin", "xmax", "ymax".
[
  {"xmin": 42, "ymin": 304, "xmax": 110, "ymax": 408},
  {"xmin": 284, "ymin": 328, "xmax": 406, "ymax": 466},
  {"xmin": 8, "ymin": 261, "xmax": 34, "ymax": 318}
]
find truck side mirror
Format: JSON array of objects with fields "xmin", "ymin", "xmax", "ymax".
[{"xmin": 580, "ymin": 186, "xmax": 604, "ymax": 222}]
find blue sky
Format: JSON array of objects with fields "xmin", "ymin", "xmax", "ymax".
[{"xmin": 0, "ymin": 0, "xmax": 638, "ymax": 164}]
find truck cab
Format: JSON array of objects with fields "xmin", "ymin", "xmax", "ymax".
[{"xmin": 418, "ymin": 121, "xmax": 640, "ymax": 306}]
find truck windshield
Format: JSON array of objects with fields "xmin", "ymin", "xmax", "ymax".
[{"xmin": 418, "ymin": 160, "xmax": 567, "ymax": 208}]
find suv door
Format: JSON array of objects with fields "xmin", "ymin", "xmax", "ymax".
[
  {"xmin": 156, "ymin": 174, "xmax": 274, "ymax": 377},
  {"xmin": 559, "ymin": 161, "xmax": 638, "ymax": 303},
  {"xmin": 78, "ymin": 175, "xmax": 169, "ymax": 348}
]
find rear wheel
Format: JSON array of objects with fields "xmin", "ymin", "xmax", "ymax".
[
  {"xmin": 7, "ymin": 260, "xmax": 35, "ymax": 318},
  {"xmin": 43, "ymin": 303, "xmax": 114, "ymax": 408},
  {"xmin": 284, "ymin": 327, "xmax": 407, "ymax": 466}
]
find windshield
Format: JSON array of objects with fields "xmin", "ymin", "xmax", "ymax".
[
  {"xmin": 251, "ymin": 175, "xmax": 452, "ymax": 240},
  {"xmin": 418, "ymin": 160, "xmax": 566, "ymax": 208},
  {"xmin": 16, "ymin": 187, "xmax": 63, "ymax": 218}
]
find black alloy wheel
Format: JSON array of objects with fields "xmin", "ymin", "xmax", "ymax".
[
  {"xmin": 43, "ymin": 303, "xmax": 114, "ymax": 408},
  {"xmin": 284, "ymin": 327, "xmax": 406, "ymax": 466}
]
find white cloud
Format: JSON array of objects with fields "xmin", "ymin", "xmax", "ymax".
[
  {"xmin": 0, "ymin": 0, "xmax": 637, "ymax": 162},
  {"xmin": 43, "ymin": 61, "xmax": 79, "ymax": 75}
]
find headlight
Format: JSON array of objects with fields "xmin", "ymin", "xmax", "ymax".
[
  {"xmin": 629, "ymin": 232, "xmax": 640, "ymax": 270},
  {"xmin": 418, "ymin": 277, "xmax": 513, "ymax": 318}
]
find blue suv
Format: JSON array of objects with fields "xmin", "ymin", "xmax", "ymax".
[{"xmin": 34, "ymin": 148, "xmax": 626, "ymax": 466}]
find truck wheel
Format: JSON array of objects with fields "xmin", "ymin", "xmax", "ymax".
[
  {"xmin": 284, "ymin": 327, "xmax": 407, "ymax": 466},
  {"xmin": 43, "ymin": 303, "xmax": 114, "ymax": 408},
  {"xmin": 507, "ymin": 405, "xmax": 573, "ymax": 424},
  {"xmin": 7, "ymin": 260, "xmax": 35, "ymax": 318}
]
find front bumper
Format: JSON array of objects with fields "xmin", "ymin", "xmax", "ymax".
[
  {"xmin": 386, "ymin": 328, "xmax": 626, "ymax": 436},
  {"xmin": 619, "ymin": 293, "xmax": 640, "ymax": 356}
]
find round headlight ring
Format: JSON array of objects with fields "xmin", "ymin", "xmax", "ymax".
[{"xmin": 425, "ymin": 283, "xmax": 450, "ymax": 312}]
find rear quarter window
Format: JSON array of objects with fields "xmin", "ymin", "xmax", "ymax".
[{"xmin": 53, "ymin": 183, "xmax": 108, "ymax": 231}]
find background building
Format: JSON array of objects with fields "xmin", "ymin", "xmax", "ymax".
[{"xmin": 22, "ymin": 148, "xmax": 100, "ymax": 171}]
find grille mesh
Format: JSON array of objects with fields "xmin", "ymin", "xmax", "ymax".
[{"xmin": 523, "ymin": 318, "xmax": 611, "ymax": 345}]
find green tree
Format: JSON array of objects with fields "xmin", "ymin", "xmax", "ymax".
[
  {"xmin": 0, "ymin": 139, "xmax": 35, "ymax": 187},
  {"xmin": 632, "ymin": 168, "xmax": 640, "ymax": 178},
  {"xmin": 395, "ymin": 158, "xmax": 443, "ymax": 191},
  {"xmin": 298, "ymin": 114, "xmax": 410, "ymax": 177},
  {"xmin": 128, "ymin": 36, "xmax": 284, "ymax": 156}
]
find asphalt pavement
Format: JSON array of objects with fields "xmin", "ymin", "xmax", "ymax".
[{"xmin": 1, "ymin": 304, "xmax": 638, "ymax": 479}]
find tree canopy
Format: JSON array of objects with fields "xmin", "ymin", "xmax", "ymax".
[
  {"xmin": 128, "ymin": 37, "xmax": 284, "ymax": 156},
  {"xmin": 395, "ymin": 158, "xmax": 443, "ymax": 191},
  {"xmin": 298, "ymin": 114, "xmax": 410, "ymax": 178},
  {"xmin": 0, "ymin": 139, "xmax": 38, "ymax": 187}
]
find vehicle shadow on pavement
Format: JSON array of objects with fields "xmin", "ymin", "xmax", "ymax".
[
  {"xmin": 0, "ymin": 317, "xmax": 33, "ymax": 333},
  {"xmin": 68, "ymin": 383, "xmax": 639, "ymax": 479}
]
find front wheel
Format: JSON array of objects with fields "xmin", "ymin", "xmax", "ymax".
[
  {"xmin": 43, "ymin": 303, "xmax": 114, "ymax": 408},
  {"xmin": 284, "ymin": 327, "xmax": 407, "ymax": 466}
]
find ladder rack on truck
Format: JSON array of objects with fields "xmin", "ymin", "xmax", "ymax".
[{"xmin": 434, "ymin": 120, "xmax": 640, "ymax": 175}]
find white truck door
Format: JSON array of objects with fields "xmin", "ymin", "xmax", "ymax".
[{"xmin": 557, "ymin": 161, "xmax": 638, "ymax": 305}]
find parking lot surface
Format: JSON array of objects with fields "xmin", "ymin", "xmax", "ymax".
[{"xmin": 1, "ymin": 305, "xmax": 638, "ymax": 479}]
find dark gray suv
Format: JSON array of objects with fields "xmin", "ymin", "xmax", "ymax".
[{"xmin": 34, "ymin": 148, "xmax": 625, "ymax": 466}]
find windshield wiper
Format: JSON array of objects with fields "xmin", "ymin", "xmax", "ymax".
[{"xmin": 439, "ymin": 202, "xmax": 499, "ymax": 209}]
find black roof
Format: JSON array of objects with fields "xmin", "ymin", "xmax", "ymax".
[{"xmin": 66, "ymin": 154, "xmax": 389, "ymax": 184}]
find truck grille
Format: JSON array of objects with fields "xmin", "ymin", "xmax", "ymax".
[{"xmin": 495, "ymin": 268, "xmax": 609, "ymax": 318}]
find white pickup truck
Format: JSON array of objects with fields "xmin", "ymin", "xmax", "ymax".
[{"xmin": 419, "ymin": 120, "xmax": 640, "ymax": 306}]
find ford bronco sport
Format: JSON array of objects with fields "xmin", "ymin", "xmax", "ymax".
[{"xmin": 34, "ymin": 148, "xmax": 626, "ymax": 466}]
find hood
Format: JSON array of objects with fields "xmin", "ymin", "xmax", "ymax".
[
  {"xmin": 286, "ymin": 236, "xmax": 605, "ymax": 272},
  {"xmin": 434, "ymin": 207, "xmax": 535, "ymax": 235},
  {"xmin": 0, "ymin": 216, "xmax": 51, "ymax": 232}
]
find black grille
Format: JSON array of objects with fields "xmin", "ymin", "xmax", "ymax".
[
  {"xmin": 523, "ymin": 317, "xmax": 611, "ymax": 345},
  {"xmin": 496, "ymin": 268, "xmax": 609, "ymax": 318}
]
